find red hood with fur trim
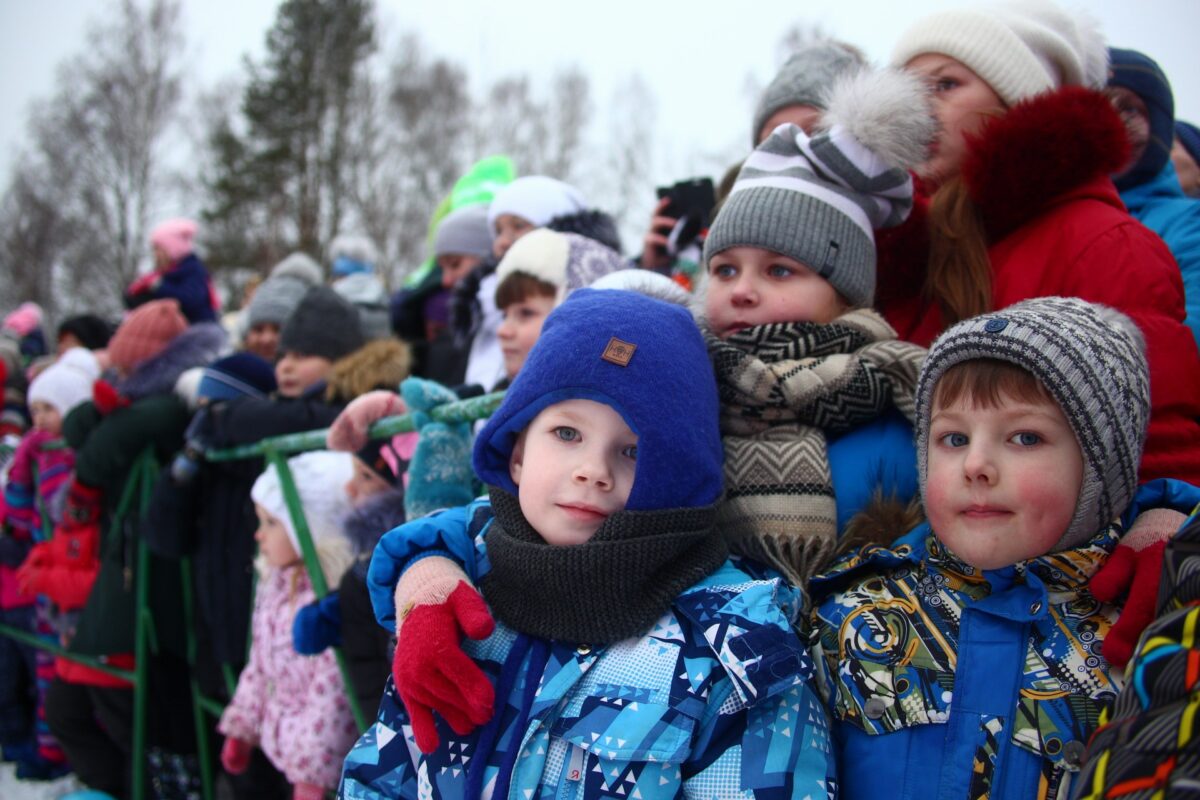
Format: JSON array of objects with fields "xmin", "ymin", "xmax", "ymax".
[{"xmin": 876, "ymin": 86, "xmax": 1200, "ymax": 486}]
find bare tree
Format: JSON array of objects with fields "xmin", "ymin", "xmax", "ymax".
[
  {"xmin": 0, "ymin": 0, "xmax": 184, "ymax": 319},
  {"xmin": 594, "ymin": 73, "xmax": 656, "ymax": 247}
]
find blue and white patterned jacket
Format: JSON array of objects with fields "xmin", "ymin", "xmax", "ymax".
[{"xmin": 340, "ymin": 499, "xmax": 837, "ymax": 799}]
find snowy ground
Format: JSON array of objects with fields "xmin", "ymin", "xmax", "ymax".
[{"xmin": 0, "ymin": 762, "xmax": 83, "ymax": 798}]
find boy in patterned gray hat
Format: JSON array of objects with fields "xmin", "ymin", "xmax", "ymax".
[
  {"xmin": 809, "ymin": 297, "xmax": 1199, "ymax": 799},
  {"xmin": 701, "ymin": 66, "xmax": 933, "ymax": 588}
]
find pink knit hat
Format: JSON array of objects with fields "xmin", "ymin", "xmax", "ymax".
[
  {"xmin": 107, "ymin": 299, "xmax": 188, "ymax": 374},
  {"xmin": 3, "ymin": 302, "xmax": 44, "ymax": 337},
  {"xmin": 149, "ymin": 218, "xmax": 198, "ymax": 263}
]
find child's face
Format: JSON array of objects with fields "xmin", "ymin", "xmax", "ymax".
[
  {"xmin": 345, "ymin": 455, "xmax": 392, "ymax": 504},
  {"xmin": 508, "ymin": 399, "xmax": 638, "ymax": 546},
  {"xmin": 925, "ymin": 391, "xmax": 1084, "ymax": 570},
  {"xmin": 706, "ymin": 246, "xmax": 847, "ymax": 338},
  {"xmin": 275, "ymin": 352, "xmax": 332, "ymax": 397},
  {"xmin": 254, "ymin": 503, "xmax": 299, "ymax": 568},
  {"xmin": 244, "ymin": 322, "xmax": 281, "ymax": 362},
  {"xmin": 904, "ymin": 53, "xmax": 1005, "ymax": 187},
  {"xmin": 438, "ymin": 253, "xmax": 482, "ymax": 289},
  {"xmin": 29, "ymin": 401, "xmax": 62, "ymax": 436},
  {"xmin": 493, "ymin": 214, "xmax": 535, "ymax": 260},
  {"xmin": 497, "ymin": 294, "xmax": 556, "ymax": 378}
]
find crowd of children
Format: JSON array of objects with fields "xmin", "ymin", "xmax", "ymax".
[{"xmin": 2, "ymin": 1, "xmax": 1200, "ymax": 798}]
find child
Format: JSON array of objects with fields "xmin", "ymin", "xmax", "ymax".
[
  {"xmin": 493, "ymin": 228, "xmax": 625, "ymax": 383},
  {"xmin": 340, "ymin": 288, "xmax": 836, "ymax": 798},
  {"xmin": 809, "ymin": 297, "xmax": 1197, "ymax": 799},
  {"xmin": 125, "ymin": 218, "xmax": 220, "ymax": 324},
  {"xmin": 219, "ymin": 450, "xmax": 361, "ymax": 798},
  {"xmin": 330, "ymin": 235, "xmax": 391, "ymax": 341},
  {"xmin": 699, "ymin": 67, "xmax": 933, "ymax": 587},
  {"xmin": 0, "ymin": 348, "xmax": 98, "ymax": 779},
  {"xmin": 242, "ymin": 252, "xmax": 324, "ymax": 362}
]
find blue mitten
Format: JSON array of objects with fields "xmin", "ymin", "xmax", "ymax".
[
  {"xmin": 292, "ymin": 592, "xmax": 342, "ymax": 654},
  {"xmin": 400, "ymin": 377, "xmax": 476, "ymax": 520}
]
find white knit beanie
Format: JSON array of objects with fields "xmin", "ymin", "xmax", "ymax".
[
  {"xmin": 251, "ymin": 450, "xmax": 355, "ymax": 560},
  {"xmin": 486, "ymin": 176, "xmax": 587, "ymax": 234},
  {"xmin": 890, "ymin": 0, "xmax": 1108, "ymax": 106},
  {"xmin": 494, "ymin": 229, "xmax": 626, "ymax": 304},
  {"xmin": 27, "ymin": 347, "xmax": 100, "ymax": 418}
]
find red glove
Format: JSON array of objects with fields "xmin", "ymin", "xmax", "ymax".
[
  {"xmin": 393, "ymin": 558, "xmax": 495, "ymax": 754},
  {"xmin": 327, "ymin": 391, "xmax": 406, "ymax": 452},
  {"xmin": 292, "ymin": 782, "xmax": 326, "ymax": 800},
  {"xmin": 1091, "ymin": 508, "xmax": 1187, "ymax": 669},
  {"xmin": 220, "ymin": 736, "xmax": 253, "ymax": 776},
  {"xmin": 92, "ymin": 380, "xmax": 130, "ymax": 416}
]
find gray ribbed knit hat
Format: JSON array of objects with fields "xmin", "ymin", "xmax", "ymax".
[
  {"xmin": 434, "ymin": 205, "xmax": 494, "ymax": 259},
  {"xmin": 916, "ymin": 297, "xmax": 1150, "ymax": 553},
  {"xmin": 752, "ymin": 40, "xmax": 866, "ymax": 145},
  {"xmin": 246, "ymin": 252, "xmax": 323, "ymax": 328},
  {"xmin": 706, "ymin": 67, "xmax": 934, "ymax": 308}
]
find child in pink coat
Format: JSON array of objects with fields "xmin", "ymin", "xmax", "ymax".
[{"xmin": 218, "ymin": 451, "xmax": 360, "ymax": 799}]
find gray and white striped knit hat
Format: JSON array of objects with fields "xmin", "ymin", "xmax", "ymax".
[
  {"xmin": 704, "ymin": 67, "xmax": 935, "ymax": 308},
  {"xmin": 916, "ymin": 297, "xmax": 1150, "ymax": 552}
]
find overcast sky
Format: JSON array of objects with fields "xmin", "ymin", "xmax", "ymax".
[{"xmin": 1, "ymin": 0, "xmax": 1197, "ymax": 195}]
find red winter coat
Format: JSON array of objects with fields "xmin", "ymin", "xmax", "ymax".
[{"xmin": 876, "ymin": 87, "xmax": 1200, "ymax": 485}]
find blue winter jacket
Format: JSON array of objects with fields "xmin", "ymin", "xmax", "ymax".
[
  {"xmin": 809, "ymin": 479, "xmax": 1200, "ymax": 800},
  {"xmin": 342, "ymin": 500, "xmax": 838, "ymax": 799},
  {"xmin": 827, "ymin": 409, "xmax": 917, "ymax": 535},
  {"xmin": 1121, "ymin": 163, "xmax": 1200, "ymax": 348},
  {"xmin": 126, "ymin": 253, "xmax": 218, "ymax": 324}
]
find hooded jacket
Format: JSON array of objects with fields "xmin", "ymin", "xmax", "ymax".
[
  {"xmin": 810, "ymin": 478, "xmax": 1200, "ymax": 800},
  {"xmin": 875, "ymin": 87, "xmax": 1200, "ymax": 485},
  {"xmin": 1119, "ymin": 162, "xmax": 1200, "ymax": 348},
  {"xmin": 341, "ymin": 499, "xmax": 836, "ymax": 799}
]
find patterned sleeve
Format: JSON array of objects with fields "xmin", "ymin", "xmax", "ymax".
[
  {"xmin": 283, "ymin": 648, "xmax": 360, "ymax": 789},
  {"xmin": 218, "ymin": 593, "xmax": 268, "ymax": 743},
  {"xmin": 682, "ymin": 678, "xmax": 837, "ymax": 799}
]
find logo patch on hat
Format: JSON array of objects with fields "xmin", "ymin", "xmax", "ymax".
[{"xmin": 601, "ymin": 337, "xmax": 636, "ymax": 367}]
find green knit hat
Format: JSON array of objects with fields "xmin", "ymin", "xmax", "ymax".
[{"xmin": 705, "ymin": 67, "xmax": 934, "ymax": 308}]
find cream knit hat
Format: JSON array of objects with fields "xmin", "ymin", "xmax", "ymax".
[{"xmin": 890, "ymin": 1, "xmax": 1107, "ymax": 106}]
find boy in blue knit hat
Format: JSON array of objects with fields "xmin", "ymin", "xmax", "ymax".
[{"xmin": 339, "ymin": 289, "xmax": 836, "ymax": 799}]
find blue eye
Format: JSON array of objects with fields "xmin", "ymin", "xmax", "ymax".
[
  {"xmin": 939, "ymin": 432, "xmax": 968, "ymax": 448},
  {"xmin": 1010, "ymin": 432, "xmax": 1041, "ymax": 446},
  {"xmin": 554, "ymin": 426, "xmax": 579, "ymax": 442},
  {"xmin": 767, "ymin": 264, "xmax": 795, "ymax": 278},
  {"xmin": 711, "ymin": 263, "xmax": 737, "ymax": 279},
  {"xmin": 621, "ymin": 444, "xmax": 638, "ymax": 460}
]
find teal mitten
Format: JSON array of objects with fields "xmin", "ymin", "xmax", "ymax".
[{"xmin": 400, "ymin": 377, "xmax": 476, "ymax": 519}]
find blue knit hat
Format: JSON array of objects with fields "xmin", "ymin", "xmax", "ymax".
[
  {"xmin": 473, "ymin": 288, "xmax": 723, "ymax": 512},
  {"xmin": 198, "ymin": 352, "xmax": 277, "ymax": 402},
  {"xmin": 1177, "ymin": 120, "xmax": 1200, "ymax": 163},
  {"xmin": 1108, "ymin": 47, "xmax": 1175, "ymax": 190}
]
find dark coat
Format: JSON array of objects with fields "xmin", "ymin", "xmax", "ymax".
[{"xmin": 125, "ymin": 253, "xmax": 218, "ymax": 324}]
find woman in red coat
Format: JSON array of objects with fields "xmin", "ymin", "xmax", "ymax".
[{"xmin": 877, "ymin": 1, "xmax": 1200, "ymax": 484}]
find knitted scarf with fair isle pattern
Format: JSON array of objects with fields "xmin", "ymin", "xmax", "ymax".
[{"xmin": 705, "ymin": 309, "xmax": 925, "ymax": 589}]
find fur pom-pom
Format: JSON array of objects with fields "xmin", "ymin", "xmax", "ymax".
[
  {"xmin": 270, "ymin": 252, "xmax": 323, "ymax": 286},
  {"xmin": 820, "ymin": 67, "xmax": 936, "ymax": 172},
  {"xmin": 328, "ymin": 234, "xmax": 378, "ymax": 266}
]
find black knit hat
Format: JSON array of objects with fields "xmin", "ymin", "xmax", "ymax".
[
  {"xmin": 57, "ymin": 314, "xmax": 113, "ymax": 350},
  {"xmin": 279, "ymin": 286, "xmax": 365, "ymax": 361}
]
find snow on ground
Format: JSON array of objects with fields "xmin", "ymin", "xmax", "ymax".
[{"xmin": 0, "ymin": 761, "xmax": 83, "ymax": 799}]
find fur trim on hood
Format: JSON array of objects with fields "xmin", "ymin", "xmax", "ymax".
[
  {"xmin": 962, "ymin": 86, "xmax": 1130, "ymax": 241},
  {"xmin": 344, "ymin": 488, "xmax": 406, "ymax": 561},
  {"xmin": 119, "ymin": 322, "xmax": 227, "ymax": 401},
  {"xmin": 325, "ymin": 337, "xmax": 412, "ymax": 403}
]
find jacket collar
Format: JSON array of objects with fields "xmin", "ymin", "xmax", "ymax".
[{"xmin": 955, "ymin": 87, "xmax": 1131, "ymax": 242}]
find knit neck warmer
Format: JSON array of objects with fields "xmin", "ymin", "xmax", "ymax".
[
  {"xmin": 705, "ymin": 309, "xmax": 925, "ymax": 589},
  {"xmin": 480, "ymin": 487, "xmax": 728, "ymax": 645}
]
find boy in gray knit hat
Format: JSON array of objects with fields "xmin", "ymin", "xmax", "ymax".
[
  {"xmin": 701, "ymin": 66, "xmax": 933, "ymax": 588},
  {"xmin": 809, "ymin": 297, "xmax": 1197, "ymax": 799}
]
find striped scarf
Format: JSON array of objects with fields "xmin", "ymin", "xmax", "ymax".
[{"xmin": 705, "ymin": 309, "xmax": 925, "ymax": 590}]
